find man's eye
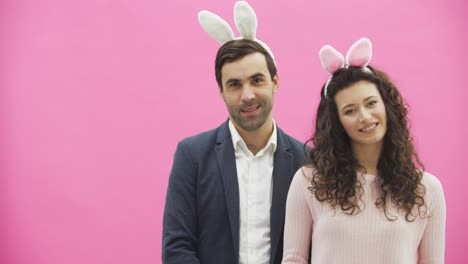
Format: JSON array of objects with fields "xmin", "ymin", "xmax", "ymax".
[{"xmin": 253, "ymin": 78, "xmax": 263, "ymax": 84}]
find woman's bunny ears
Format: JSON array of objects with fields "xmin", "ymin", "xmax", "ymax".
[
  {"xmin": 198, "ymin": 1, "xmax": 275, "ymax": 63},
  {"xmin": 319, "ymin": 38, "xmax": 373, "ymax": 97}
]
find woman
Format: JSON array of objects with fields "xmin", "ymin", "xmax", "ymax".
[{"xmin": 282, "ymin": 38, "xmax": 446, "ymax": 264}]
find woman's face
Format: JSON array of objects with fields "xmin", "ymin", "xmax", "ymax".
[{"xmin": 334, "ymin": 80, "xmax": 387, "ymax": 150}]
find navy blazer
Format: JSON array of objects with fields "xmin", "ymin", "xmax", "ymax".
[{"xmin": 162, "ymin": 120, "xmax": 308, "ymax": 264}]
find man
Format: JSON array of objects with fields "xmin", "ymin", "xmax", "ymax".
[{"xmin": 162, "ymin": 38, "xmax": 308, "ymax": 264}]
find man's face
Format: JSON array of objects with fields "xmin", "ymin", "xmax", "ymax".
[{"xmin": 220, "ymin": 52, "xmax": 278, "ymax": 132}]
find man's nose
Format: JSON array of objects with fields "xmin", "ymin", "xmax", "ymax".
[{"xmin": 241, "ymin": 85, "xmax": 255, "ymax": 102}]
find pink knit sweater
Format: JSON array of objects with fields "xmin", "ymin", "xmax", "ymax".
[{"xmin": 282, "ymin": 167, "xmax": 446, "ymax": 264}]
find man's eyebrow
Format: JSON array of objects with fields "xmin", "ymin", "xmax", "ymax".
[
  {"xmin": 249, "ymin": 73, "xmax": 266, "ymax": 79},
  {"xmin": 224, "ymin": 78, "xmax": 240, "ymax": 85}
]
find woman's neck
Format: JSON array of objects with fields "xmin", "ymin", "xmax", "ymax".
[{"xmin": 352, "ymin": 142, "xmax": 383, "ymax": 175}]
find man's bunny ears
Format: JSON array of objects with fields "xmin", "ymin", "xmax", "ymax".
[
  {"xmin": 198, "ymin": 1, "xmax": 275, "ymax": 63},
  {"xmin": 319, "ymin": 38, "xmax": 373, "ymax": 97}
]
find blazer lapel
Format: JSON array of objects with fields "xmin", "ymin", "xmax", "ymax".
[
  {"xmin": 215, "ymin": 121, "xmax": 240, "ymax": 259},
  {"xmin": 270, "ymin": 128, "xmax": 293, "ymax": 263}
]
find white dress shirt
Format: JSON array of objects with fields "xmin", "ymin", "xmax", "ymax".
[{"xmin": 228, "ymin": 120, "xmax": 277, "ymax": 264}]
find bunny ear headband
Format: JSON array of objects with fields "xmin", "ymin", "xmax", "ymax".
[
  {"xmin": 319, "ymin": 37, "xmax": 373, "ymax": 97},
  {"xmin": 198, "ymin": 1, "xmax": 275, "ymax": 63}
]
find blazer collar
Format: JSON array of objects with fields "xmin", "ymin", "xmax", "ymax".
[
  {"xmin": 215, "ymin": 120, "xmax": 240, "ymax": 260},
  {"xmin": 269, "ymin": 126, "xmax": 293, "ymax": 263}
]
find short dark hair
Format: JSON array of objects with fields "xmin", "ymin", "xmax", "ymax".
[{"xmin": 214, "ymin": 39, "xmax": 277, "ymax": 91}]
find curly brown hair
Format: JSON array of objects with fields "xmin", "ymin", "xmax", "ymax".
[{"xmin": 306, "ymin": 65, "xmax": 427, "ymax": 221}]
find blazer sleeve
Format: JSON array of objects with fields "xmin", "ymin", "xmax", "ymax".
[
  {"xmin": 162, "ymin": 141, "xmax": 200, "ymax": 264},
  {"xmin": 418, "ymin": 173, "xmax": 446, "ymax": 264}
]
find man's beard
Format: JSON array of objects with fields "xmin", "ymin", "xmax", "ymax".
[{"xmin": 228, "ymin": 101, "xmax": 272, "ymax": 132}]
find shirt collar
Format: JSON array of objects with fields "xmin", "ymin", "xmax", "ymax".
[{"xmin": 228, "ymin": 119, "xmax": 277, "ymax": 156}]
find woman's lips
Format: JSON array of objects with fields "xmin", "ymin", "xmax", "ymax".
[{"xmin": 359, "ymin": 123, "xmax": 378, "ymax": 134}]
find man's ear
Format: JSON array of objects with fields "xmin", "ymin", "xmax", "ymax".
[{"xmin": 273, "ymin": 74, "xmax": 279, "ymax": 93}]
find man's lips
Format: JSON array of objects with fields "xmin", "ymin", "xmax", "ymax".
[{"xmin": 241, "ymin": 104, "xmax": 260, "ymax": 112}]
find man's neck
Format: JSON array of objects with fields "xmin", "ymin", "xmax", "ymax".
[{"xmin": 234, "ymin": 118, "xmax": 274, "ymax": 155}]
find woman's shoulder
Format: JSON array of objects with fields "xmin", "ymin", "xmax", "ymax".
[
  {"xmin": 294, "ymin": 165, "xmax": 318, "ymax": 181},
  {"xmin": 421, "ymin": 171, "xmax": 444, "ymax": 191},
  {"xmin": 288, "ymin": 165, "xmax": 317, "ymax": 201},
  {"xmin": 289, "ymin": 165, "xmax": 318, "ymax": 191},
  {"xmin": 420, "ymin": 171, "xmax": 445, "ymax": 206}
]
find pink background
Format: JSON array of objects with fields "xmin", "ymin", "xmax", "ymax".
[{"xmin": 1, "ymin": 0, "xmax": 466, "ymax": 263}]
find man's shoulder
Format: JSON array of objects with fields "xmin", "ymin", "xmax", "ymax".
[
  {"xmin": 173, "ymin": 122, "xmax": 230, "ymax": 164},
  {"xmin": 276, "ymin": 126, "xmax": 305, "ymax": 150},
  {"xmin": 180, "ymin": 127, "xmax": 216, "ymax": 144},
  {"xmin": 178, "ymin": 121, "xmax": 228, "ymax": 148},
  {"xmin": 283, "ymin": 132, "xmax": 303, "ymax": 147},
  {"xmin": 276, "ymin": 126, "xmax": 311, "ymax": 165}
]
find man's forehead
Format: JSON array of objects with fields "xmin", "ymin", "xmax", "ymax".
[{"xmin": 221, "ymin": 53, "xmax": 269, "ymax": 80}]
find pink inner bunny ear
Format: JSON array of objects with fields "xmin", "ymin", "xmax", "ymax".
[
  {"xmin": 345, "ymin": 38, "xmax": 372, "ymax": 67},
  {"xmin": 319, "ymin": 45, "xmax": 345, "ymax": 74}
]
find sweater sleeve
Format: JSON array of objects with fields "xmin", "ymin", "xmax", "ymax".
[
  {"xmin": 418, "ymin": 172, "xmax": 446, "ymax": 264},
  {"xmin": 282, "ymin": 168, "xmax": 313, "ymax": 264}
]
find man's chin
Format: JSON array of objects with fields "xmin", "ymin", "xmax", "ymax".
[{"xmin": 237, "ymin": 119, "xmax": 266, "ymax": 132}]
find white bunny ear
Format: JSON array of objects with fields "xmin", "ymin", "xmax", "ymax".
[
  {"xmin": 319, "ymin": 45, "xmax": 345, "ymax": 74},
  {"xmin": 234, "ymin": 1, "xmax": 257, "ymax": 39},
  {"xmin": 345, "ymin": 37, "xmax": 372, "ymax": 67},
  {"xmin": 198, "ymin": 10, "xmax": 235, "ymax": 44}
]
